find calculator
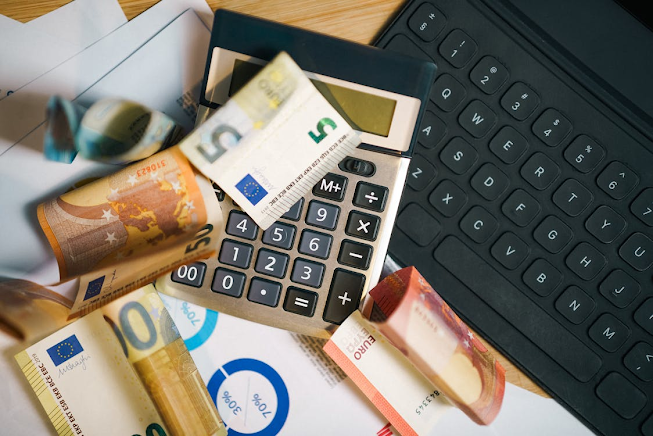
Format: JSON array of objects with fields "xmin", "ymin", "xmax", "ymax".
[{"xmin": 156, "ymin": 10, "xmax": 435, "ymax": 338}]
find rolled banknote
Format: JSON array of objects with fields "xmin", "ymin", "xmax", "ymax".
[
  {"xmin": 179, "ymin": 51, "xmax": 361, "ymax": 229},
  {"xmin": 361, "ymin": 266, "xmax": 506, "ymax": 425},
  {"xmin": 44, "ymin": 95, "xmax": 182, "ymax": 164}
]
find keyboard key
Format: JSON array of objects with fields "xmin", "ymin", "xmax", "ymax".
[
  {"xmin": 589, "ymin": 314, "xmax": 630, "ymax": 352},
  {"xmin": 491, "ymin": 232, "xmax": 529, "ymax": 270},
  {"xmin": 385, "ymin": 34, "xmax": 432, "ymax": 63},
  {"xmin": 458, "ymin": 100, "xmax": 497, "ymax": 138},
  {"xmin": 624, "ymin": 342, "xmax": 653, "ymax": 381},
  {"xmin": 500, "ymin": 82, "xmax": 539, "ymax": 121},
  {"xmin": 564, "ymin": 135, "xmax": 605, "ymax": 173},
  {"xmin": 323, "ymin": 269, "xmax": 365, "ymax": 324},
  {"xmin": 489, "ymin": 126, "xmax": 528, "ymax": 164},
  {"xmin": 459, "ymin": 206, "xmax": 498, "ymax": 243},
  {"xmin": 470, "ymin": 163, "xmax": 509, "ymax": 200},
  {"xmin": 470, "ymin": 56, "xmax": 509, "ymax": 94},
  {"xmin": 283, "ymin": 287, "xmax": 318, "ymax": 317},
  {"xmin": 635, "ymin": 299, "xmax": 653, "ymax": 335},
  {"xmin": 339, "ymin": 157, "xmax": 375, "ymax": 177},
  {"xmin": 353, "ymin": 182, "xmax": 388, "ymax": 212},
  {"xmin": 619, "ymin": 232, "xmax": 653, "ymax": 271},
  {"xmin": 440, "ymin": 137, "xmax": 477, "ymax": 174},
  {"xmin": 396, "ymin": 203, "xmax": 441, "ymax": 247},
  {"xmin": 597, "ymin": 161, "xmax": 639, "ymax": 200},
  {"xmin": 523, "ymin": 259, "xmax": 562, "ymax": 297},
  {"xmin": 305, "ymin": 200, "xmax": 340, "ymax": 230},
  {"xmin": 247, "ymin": 278, "xmax": 281, "ymax": 307},
  {"xmin": 290, "ymin": 258, "xmax": 325, "ymax": 288},
  {"xmin": 262, "ymin": 221, "xmax": 296, "ymax": 250},
  {"xmin": 552, "ymin": 179, "xmax": 593, "ymax": 216},
  {"xmin": 555, "ymin": 286, "xmax": 595, "ymax": 325},
  {"xmin": 298, "ymin": 230, "xmax": 333, "ymax": 259},
  {"xmin": 226, "ymin": 211, "xmax": 258, "ymax": 240},
  {"xmin": 600, "ymin": 270, "xmax": 641, "ymax": 309},
  {"xmin": 430, "ymin": 74, "xmax": 466, "ymax": 112},
  {"xmin": 211, "ymin": 268, "xmax": 246, "ymax": 298},
  {"xmin": 439, "ymin": 29, "xmax": 477, "ymax": 68},
  {"xmin": 312, "ymin": 173, "xmax": 347, "ymax": 201},
  {"xmin": 171, "ymin": 262, "xmax": 206, "ymax": 288},
  {"xmin": 532, "ymin": 108, "xmax": 572, "ymax": 147},
  {"xmin": 631, "ymin": 188, "xmax": 653, "ymax": 226},
  {"xmin": 428, "ymin": 180, "xmax": 467, "ymax": 217},
  {"xmin": 281, "ymin": 198, "xmax": 304, "ymax": 221},
  {"xmin": 520, "ymin": 152, "xmax": 560, "ymax": 190},
  {"xmin": 338, "ymin": 240, "xmax": 373, "ymax": 270},
  {"xmin": 596, "ymin": 372, "xmax": 646, "ymax": 419},
  {"xmin": 408, "ymin": 2, "xmax": 446, "ymax": 42},
  {"xmin": 434, "ymin": 236, "xmax": 602, "ymax": 382},
  {"xmin": 254, "ymin": 249, "xmax": 289, "ymax": 279},
  {"xmin": 407, "ymin": 153, "xmax": 437, "ymax": 191},
  {"xmin": 533, "ymin": 216, "xmax": 573, "ymax": 253},
  {"xmin": 219, "ymin": 239, "xmax": 253, "ymax": 269},
  {"xmin": 585, "ymin": 206, "xmax": 626, "ymax": 244},
  {"xmin": 417, "ymin": 110, "xmax": 446, "ymax": 149},
  {"xmin": 502, "ymin": 189, "xmax": 540, "ymax": 227},
  {"xmin": 566, "ymin": 242, "xmax": 606, "ymax": 280},
  {"xmin": 345, "ymin": 211, "xmax": 380, "ymax": 241}
]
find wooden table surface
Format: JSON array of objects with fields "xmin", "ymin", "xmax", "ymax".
[{"xmin": 0, "ymin": 0, "xmax": 548, "ymax": 398}]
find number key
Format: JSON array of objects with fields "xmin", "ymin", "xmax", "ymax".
[
  {"xmin": 470, "ymin": 56, "xmax": 509, "ymax": 95},
  {"xmin": 500, "ymin": 82, "xmax": 539, "ymax": 121},
  {"xmin": 254, "ymin": 249, "xmax": 289, "ymax": 278},
  {"xmin": 291, "ymin": 258, "xmax": 325, "ymax": 288},
  {"xmin": 211, "ymin": 268, "xmax": 246, "ymax": 297},
  {"xmin": 218, "ymin": 240, "xmax": 253, "ymax": 269},
  {"xmin": 171, "ymin": 262, "xmax": 206, "ymax": 287},
  {"xmin": 597, "ymin": 161, "xmax": 639, "ymax": 200},
  {"xmin": 298, "ymin": 229, "xmax": 333, "ymax": 259},
  {"xmin": 262, "ymin": 222, "xmax": 296, "ymax": 250},
  {"xmin": 439, "ymin": 29, "xmax": 477, "ymax": 68},
  {"xmin": 226, "ymin": 211, "xmax": 258, "ymax": 240},
  {"xmin": 306, "ymin": 200, "xmax": 340, "ymax": 230},
  {"xmin": 532, "ymin": 108, "xmax": 572, "ymax": 147}
]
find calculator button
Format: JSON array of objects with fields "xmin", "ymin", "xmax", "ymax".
[
  {"xmin": 339, "ymin": 157, "xmax": 375, "ymax": 177},
  {"xmin": 219, "ymin": 240, "xmax": 253, "ymax": 269},
  {"xmin": 407, "ymin": 153, "xmax": 437, "ymax": 191},
  {"xmin": 555, "ymin": 286, "xmax": 595, "ymax": 325},
  {"xmin": 353, "ymin": 182, "xmax": 388, "ymax": 212},
  {"xmin": 338, "ymin": 240, "xmax": 373, "ymax": 270},
  {"xmin": 600, "ymin": 270, "xmax": 640, "ymax": 309},
  {"xmin": 439, "ymin": 29, "xmax": 477, "ymax": 68},
  {"xmin": 566, "ymin": 243, "xmax": 606, "ymax": 281},
  {"xmin": 596, "ymin": 372, "xmax": 645, "ymax": 419},
  {"xmin": 489, "ymin": 126, "xmax": 528, "ymax": 164},
  {"xmin": 589, "ymin": 314, "xmax": 630, "ymax": 352},
  {"xmin": 305, "ymin": 200, "xmax": 340, "ymax": 230},
  {"xmin": 534, "ymin": 216, "xmax": 573, "ymax": 254},
  {"xmin": 408, "ymin": 2, "xmax": 446, "ymax": 42},
  {"xmin": 500, "ymin": 82, "xmax": 539, "ymax": 121},
  {"xmin": 247, "ymin": 277, "xmax": 281, "ymax": 307},
  {"xmin": 211, "ymin": 182, "xmax": 225, "ymax": 201},
  {"xmin": 619, "ymin": 233, "xmax": 653, "ymax": 271},
  {"xmin": 254, "ymin": 249, "xmax": 289, "ymax": 279},
  {"xmin": 490, "ymin": 232, "xmax": 529, "ymax": 270},
  {"xmin": 430, "ymin": 74, "xmax": 466, "ymax": 112},
  {"xmin": 171, "ymin": 262, "xmax": 206, "ymax": 287},
  {"xmin": 346, "ymin": 211, "xmax": 380, "ymax": 241},
  {"xmin": 470, "ymin": 163, "xmax": 509, "ymax": 201},
  {"xmin": 290, "ymin": 258, "xmax": 325, "ymax": 288},
  {"xmin": 440, "ymin": 137, "xmax": 477, "ymax": 175},
  {"xmin": 563, "ymin": 135, "xmax": 605, "ymax": 173},
  {"xmin": 281, "ymin": 198, "xmax": 304, "ymax": 221},
  {"xmin": 470, "ymin": 56, "xmax": 509, "ymax": 95},
  {"xmin": 298, "ymin": 229, "xmax": 333, "ymax": 259},
  {"xmin": 396, "ymin": 203, "xmax": 441, "ymax": 247},
  {"xmin": 502, "ymin": 189, "xmax": 540, "ymax": 227},
  {"xmin": 262, "ymin": 222, "xmax": 296, "ymax": 250},
  {"xmin": 226, "ymin": 211, "xmax": 258, "ymax": 240},
  {"xmin": 417, "ymin": 110, "xmax": 447, "ymax": 149},
  {"xmin": 635, "ymin": 298, "xmax": 653, "ymax": 335},
  {"xmin": 532, "ymin": 109, "xmax": 572, "ymax": 147},
  {"xmin": 312, "ymin": 173, "xmax": 347, "ymax": 201},
  {"xmin": 428, "ymin": 180, "xmax": 467, "ymax": 217},
  {"xmin": 523, "ymin": 259, "xmax": 562, "ymax": 297},
  {"xmin": 323, "ymin": 269, "xmax": 365, "ymax": 324},
  {"xmin": 585, "ymin": 206, "xmax": 626, "ymax": 244},
  {"xmin": 552, "ymin": 179, "xmax": 593, "ymax": 217},
  {"xmin": 520, "ymin": 152, "xmax": 560, "ymax": 190},
  {"xmin": 458, "ymin": 100, "xmax": 497, "ymax": 138},
  {"xmin": 211, "ymin": 268, "xmax": 246, "ymax": 298},
  {"xmin": 597, "ymin": 161, "xmax": 639, "ymax": 200},
  {"xmin": 631, "ymin": 188, "xmax": 653, "ymax": 226},
  {"xmin": 459, "ymin": 206, "xmax": 498, "ymax": 244},
  {"xmin": 283, "ymin": 287, "xmax": 318, "ymax": 317},
  {"xmin": 625, "ymin": 343, "xmax": 653, "ymax": 381}
]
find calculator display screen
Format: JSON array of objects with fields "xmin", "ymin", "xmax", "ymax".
[{"xmin": 229, "ymin": 59, "xmax": 397, "ymax": 137}]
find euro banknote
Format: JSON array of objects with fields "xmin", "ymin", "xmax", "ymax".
[
  {"xmin": 179, "ymin": 51, "xmax": 360, "ymax": 229},
  {"xmin": 15, "ymin": 285, "xmax": 227, "ymax": 436},
  {"xmin": 44, "ymin": 96, "xmax": 182, "ymax": 164}
]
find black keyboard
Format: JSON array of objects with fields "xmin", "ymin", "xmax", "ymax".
[{"xmin": 375, "ymin": 1, "xmax": 653, "ymax": 435}]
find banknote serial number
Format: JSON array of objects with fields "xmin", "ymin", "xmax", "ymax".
[
  {"xmin": 415, "ymin": 390, "xmax": 441, "ymax": 415},
  {"xmin": 136, "ymin": 159, "xmax": 167, "ymax": 177}
]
